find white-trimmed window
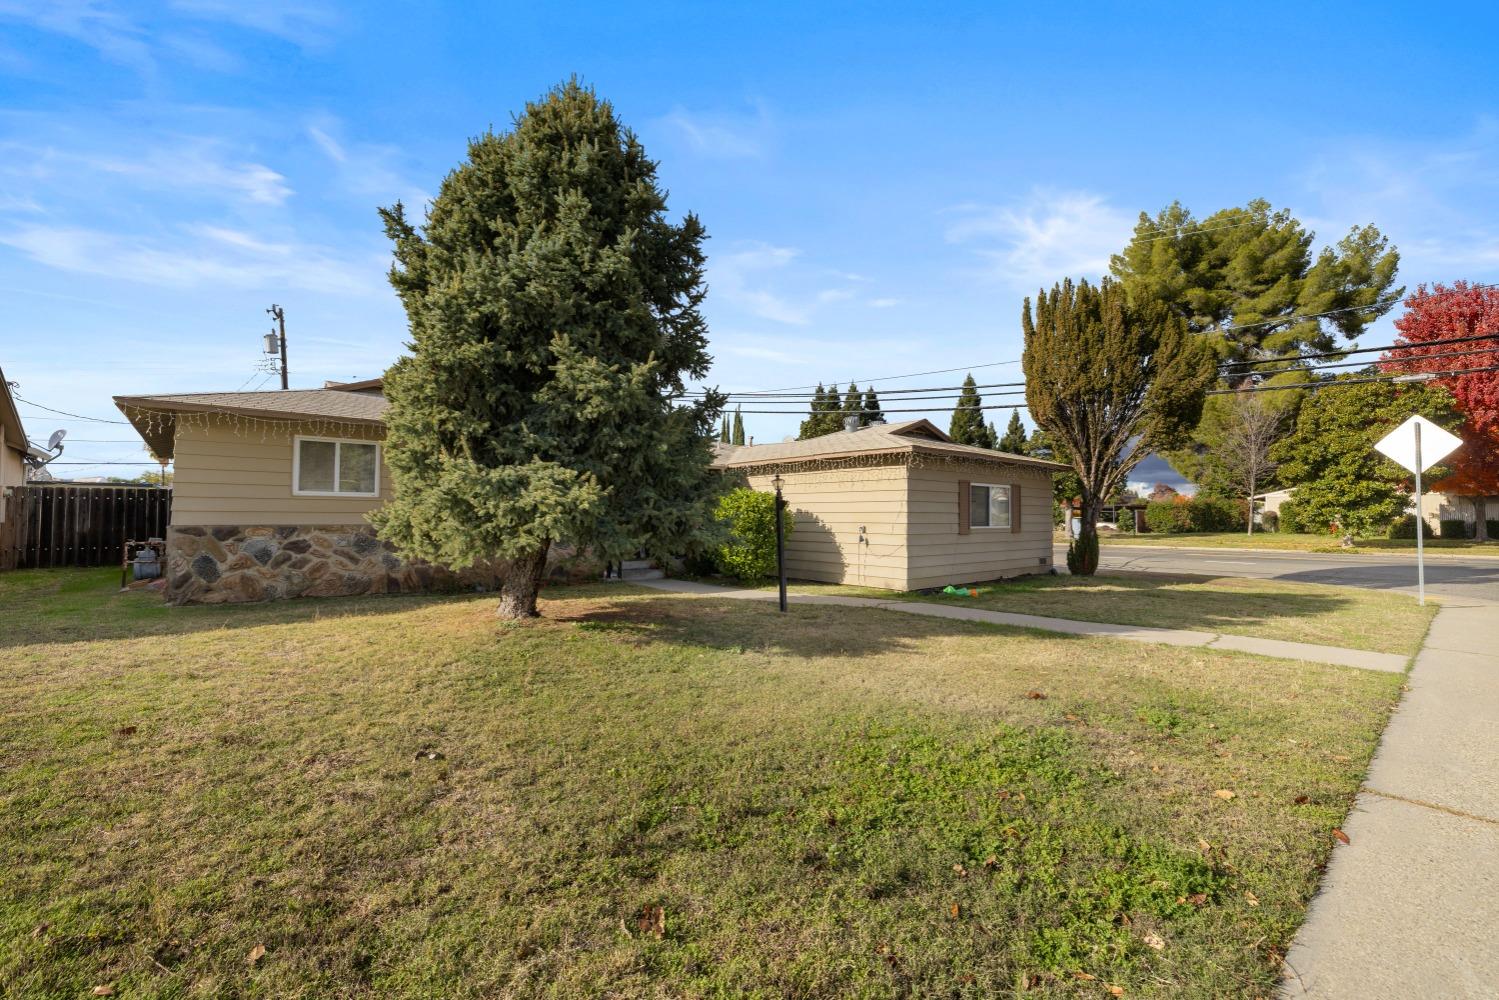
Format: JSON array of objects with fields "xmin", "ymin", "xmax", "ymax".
[
  {"xmin": 293, "ymin": 436, "xmax": 380, "ymax": 497},
  {"xmin": 968, "ymin": 483, "xmax": 1012, "ymax": 529}
]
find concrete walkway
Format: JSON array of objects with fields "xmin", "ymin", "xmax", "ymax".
[
  {"xmin": 1283, "ymin": 599, "xmax": 1499, "ymax": 998},
  {"xmin": 632, "ymin": 578, "xmax": 1409, "ymax": 672}
]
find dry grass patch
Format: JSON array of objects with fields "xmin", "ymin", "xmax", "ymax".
[{"xmin": 0, "ymin": 570, "xmax": 1403, "ymax": 998}]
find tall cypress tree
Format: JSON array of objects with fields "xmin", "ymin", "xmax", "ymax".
[
  {"xmin": 949, "ymin": 374, "xmax": 996, "ymax": 448},
  {"xmin": 799, "ymin": 383, "xmax": 829, "ymax": 440},
  {"xmin": 731, "ymin": 406, "xmax": 745, "ymax": 445},
  {"xmin": 841, "ymin": 382, "xmax": 863, "ymax": 431},
  {"xmin": 998, "ymin": 408, "xmax": 1028, "ymax": 453},
  {"xmin": 862, "ymin": 388, "xmax": 884, "ymax": 426},
  {"xmin": 720, "ymin": 415, "xmax": 730, "ymax": 443},
  {"xmin": 374, "ymin": 80, "xmax": 722, "ymax": 618}
]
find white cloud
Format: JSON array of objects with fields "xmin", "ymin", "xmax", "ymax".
[
  {"xmin": 1, "ymin": 139, "xmax": 292, "ymax": 206},
  {"xmin": 944, "ymin": 188, "xmax": 1135, "ymax": 288},
  {"xmin": 0, "ymin": 0, "xmax": 154, "ymax": 74},
  {"xmin": 169, "ymin": 0, "xmax": 340, "ymax": 44},
  {"xmin": 657, "ymin": 103, "xmax": 770, "ymax": 159},
  {"xmin": 0, "ymin": 222, "xmax": 382, "ymax": 295},
  {"xmin": 710, "ymin": 243, "xmax": 811, "ymax": 324},
  {"xmin": 306, "ymin": 118, "xmax": 429, "ymax": 207},
  {"xmin": 869, "ymin": 297, "xmax": 900, "ymax": 308}
]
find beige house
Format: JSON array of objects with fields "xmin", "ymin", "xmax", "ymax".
[
  {"xmin": 1, "ymin": 366, "xmax": 35, "ymax": 522},
  {"xmin": 713, "ymin": 420, "xmax": 1066, "ymax": 590},
  {"xmin": 115, "ymin": 380, "xmax": 457, "ymax": 604}
]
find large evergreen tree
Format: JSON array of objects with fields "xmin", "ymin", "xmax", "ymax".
[
  {"xmin": 719, "ymin": 415, "xmax": 730, "ymax": 443},
  {"xmin": 374, "ymin": 80, "xmax": 722, "ymax": 618},
  {"xmin": 1023, "ymin": 277, "xmax": 1216, "ymax": 574},
  {"xmin": 1274, "ymin": 375, "xmax": 1458, "ymax": 539},
  {"xmin": 862, "ymin": 388, "xmax": 884, "ymax": 426},
  {"xmin": 798, "ymin": 384, "xmax": 830, "ymax": 439},
  {"xmin": 731, "ymin": 406, "xmax": 745, "ymax": 446},
  {"xmin": 998, "ymin": 408, "xmax": 1028, "ymax": 454},
  {"xmin": 1110, "ymin": 199, "xmax": 1401, "ymax": 365},
  {"xmin": 841, "ymin": 382, "xmax": 863, "ymax": 430},
  {"xmin": 949, "ymin": 374, "xmax": 997, "ymax": 448}
]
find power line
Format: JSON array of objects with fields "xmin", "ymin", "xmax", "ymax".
[
  {"xmin": 1207, "ymin": 363, "xmax": 1499, "ymax": 396},
  {"xmin": 14, "ymin": 396, "xmax": 129, "ymax": 424}
]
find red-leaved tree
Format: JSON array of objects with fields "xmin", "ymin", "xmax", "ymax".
[
  {"xmin": 1385, "ymin": 282, "xmax": 1499, "ymax": 432},
  {"xmin": 1386, "ymin": 283, "xmax": 1499, "ymax": 540}
]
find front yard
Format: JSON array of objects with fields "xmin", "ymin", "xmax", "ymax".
[{"xmin": 1, "ymin": 570, "xmax": 1404, "ymax": 997}]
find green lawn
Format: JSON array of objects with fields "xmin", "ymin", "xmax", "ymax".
[
  {"xmin": 1098, "ymin": 531, "xmax": 1499, "ymax": 555},
  {"xmin": 1, "ymin": 569, "xmax": 1405, "ymax": 997},
  {"xmin": 706, "ymin": 572, "xmax": 1436, "ymax": 656}
]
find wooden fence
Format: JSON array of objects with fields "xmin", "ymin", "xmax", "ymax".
[{"xmin": 0, "ymin": 485, "xmax": 172, "ymax": 570}]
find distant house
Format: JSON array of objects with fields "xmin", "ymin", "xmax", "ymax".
[
  {"xmin": 0, "ymin": 367, "xmax": 35, "ymax": 522},
  {"xmin": 712, "ymin": 420, "xmax": 1066, "ymax": 590}
]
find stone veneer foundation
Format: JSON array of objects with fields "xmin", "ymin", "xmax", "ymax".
[{"xmin": 165, "ymin": 524, "xmax": 600, "ymax": 604}]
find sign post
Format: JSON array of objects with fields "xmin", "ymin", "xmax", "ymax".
[{"xmin": 1374, "ymin": 415, "xmax": 1463, "ymax": 605}]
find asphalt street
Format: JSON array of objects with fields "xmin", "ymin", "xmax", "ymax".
[{"xmin": 1056, "ymin": 543, "xmax": 1499, "ymax": 605}]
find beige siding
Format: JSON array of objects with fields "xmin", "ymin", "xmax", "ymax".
[
  {"xmin": 1, "ymin": 422, "xmax": 24, "ymax": 522},
  {"xmin": 171, "ymin": 417, "xmax": 391, "ymax": 527},
  {"xmin": 745, "ymin": 465, "xmax": 910, "ymax": 589},
  {"xmin": 904, "ymin": 461, "xmax": 1055, "ymax": 589}
]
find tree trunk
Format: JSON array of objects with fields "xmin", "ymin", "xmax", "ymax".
[
  {"xmin": 495, "ymin": 541, "xmax": 550, "ymax": 619},
  {"xmin": 1247, "ymin": 470, "xmax": 1256, "ymax": 537},
  {"xmin": 1071, "ymin": 495, "xmax": 1102, "ymax": 575},
  {"xmin": 1476, "ymin": 496, "xmax": 1489, "ymax": 543}
]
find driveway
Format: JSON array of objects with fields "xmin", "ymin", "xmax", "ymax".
[{"xmin": 1059, "ymin": 543, "xmax": 1499, "ymax": 604}]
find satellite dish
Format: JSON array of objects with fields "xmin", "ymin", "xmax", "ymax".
[{"xmin": 47, "ymin": 429, "xmax": 66, "ymax": 451}]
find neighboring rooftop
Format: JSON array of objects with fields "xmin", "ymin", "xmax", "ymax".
[
  {"xmin": 711, "ymin": 419, "xmax": 1067, "ymax": 472},
  {"xmin": 113, "ymin": 384, "xmax": 387, "ymax": 460}
]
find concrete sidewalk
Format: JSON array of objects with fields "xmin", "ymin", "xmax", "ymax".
[
  {"xmin": 1282, "ymin": 599, "xmax": 1499, "ymax": 997},
  {"xmin": 632, "ymin": 578, "xmax": 1409, "ymax": 672}
]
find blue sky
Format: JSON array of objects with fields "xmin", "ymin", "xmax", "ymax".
[{"xmin": 2, "ymin": 1, "xmax": 1498, "ymax": 478}]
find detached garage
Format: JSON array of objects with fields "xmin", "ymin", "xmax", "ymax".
[{"xmin": 712, "ymin": 419, "xmax": 1066, "ymax": 591}]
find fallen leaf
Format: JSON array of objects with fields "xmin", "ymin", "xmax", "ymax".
[
  {"xmin": 636, "ymin": 905, "xmax": 666, "ymax": 938},
  {"xmin": 414, "ymin": 749, "xmax": 445, "ymax": 761},
  {"xmin": 114, "ymin": 726, "xmax": 137, "ymax": 737},
  {"xmin": 1073, "ymin": 971, "xmax": 1097, "ymax": 981},
  {"xmin": 1333, "ymin": 828, "xmax": 1350, "ymax": 845},
  {"xmin": 982, "ymin": 854, "xmax": 998, "ymax": 868},
  {"xmin": 949, "ymin": 903, "xmax": 961, "ymax": 919},
  {"xmin": 1025, "ymin": 690, "xmax": 1047, "ymax": 700},
  {"xmin": 91, "ymin": 988, "xmax": 113, "ymax": 997},
  {"xmin": 30, "ymin": 922, "xmax": 49, "ymax": 938},
  {"xmin": 1143, "ymin": 931, "xmax": 1165, "ymax": 951},
  {"xmin": 1108, "ymin": 986, "xmax": 1125, "ymax": 997},
  {"xmin": 1177, "ymin": 893, "xmax": 1208, "ymax": 907},
  {"xmin": 952, "ymin": 863, "xmax": 968, "ymax": 878},
  {"xmin": 1245, "ymin": 890, "xmax": 1259, "ymax": 907},
  {"xmin": 1294, "ymin": 795, "xmax": 1310, "ymax": 805},
  {"xmin": 1213, "ymin": 789, "xmax": 1235, "ymax": 800},
  {"xmin": 1332, "ymin": 754, "xmax": 1350, "ymax": 763},
  {"xmin": 1197, "ymin": 838, "xmax": 1212, "ymax": 852},
  {"xmin": 1064, "ymin": 713, "xmax": 1081, "ymax": 722},
  {"xmin": 247, "ymin": 943, "xmax": 266, "ymax": 965}
]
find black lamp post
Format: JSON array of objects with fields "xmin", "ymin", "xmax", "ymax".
[{"xmin": 772, "ymin": 472, "xmax": 787, "ymax": 613}]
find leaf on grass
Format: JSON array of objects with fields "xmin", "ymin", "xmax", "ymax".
[
  {"xmin": 1072, "ymin": 971, "xmax": 1096, "ymax": 981},
  {"xmin": 1108, "ymin": 986, "xmax": 1125, "ymax": 997},
  {"xmin": 1333, "ymin": 828, "xmax": 1350, "ymax": 845},
  {"xmin": 1245, "ymin": 890, "xmax": 1259, "ymax": 907},
  {"xmin": 1177, "ymin": 893, "xmax": 1208, "ymax": 907},
  {"xmin": 636, "ymin": 905, "xmax": 666, "ymax": 938},
  {"xmin": 114, "ymin": 726, "xmax": 137, "ymax": 737},
  {"xmin": 1025, "ymin": 690, "xmax": 1047, "ymax": 700},
  {"xmin": 414, "ymin": 750, "xmax": 445, "ymax": 761},
  {"xmin": 1196, "ymin": 838, "xmax": 1212, "ymax": 853},
  {"xmin": 247, "ymin": 943, "xmax": 266, "ymax": 965},
  {"xmin": 949, "ymin": 903, "xmax": 961, "ymax": 919},
  {"xmin": 1064, "ymin": 713, "xmax": 1081, "ymax": 722},
  {"xmin": 1143, "ymin": 931, "xmax": 1165, "ymax": 951},
  {"xmin": 952, "ymin": 863, "xmax": 968, "ymax": 878},
  {"xmin": 91, "ymin": 988, "xmax": 113, "ymax": 997},
  {"xmin": 983, "ymin": 854, "xmax": 999, "ymax": 869},
  {"xmin": 1294, "ymin": 795, "xmax": 1310, "ymax": 805},
  {"xmin": 1213, "ymin": 789, "xmax": 1235, "ymax": 800},
  {"xmin": 30, "ymin": 922, "xmax": 49, "ymax": 938},
  {"xmin": 1332, "ymin": 754, "xmax": 1350, "ymax": 763}
]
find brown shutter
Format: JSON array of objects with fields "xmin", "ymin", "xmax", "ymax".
[
  {"xmin": 958, "ymin": 480, "xmax": 970, "ymax": 535},
  {"xmin": 1010, "ymin": 483, "xmax": 1022, "ymax": 533}
]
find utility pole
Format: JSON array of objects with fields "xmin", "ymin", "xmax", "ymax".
[{"xmin": 267, "ymin": 304, "xmax": 288, "ymax": 389}]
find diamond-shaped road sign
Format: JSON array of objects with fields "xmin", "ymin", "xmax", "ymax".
[{"xmin": 1375, "ymin": 415, "xmax": 1463, "ymax": 474}]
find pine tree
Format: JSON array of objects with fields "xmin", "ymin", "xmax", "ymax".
[
  {"xmin": 949, "ymin": 374, "xmax": 996, "ymax": 448},
  {"xmin": 841, "ymin": 382, "xmax": 863, "ymax": 431},
  {"xmin": 731, "ymin": 406, "xmax": 745, "ymax": 445},
  {"xmin": 799, "ymin": 383, "xmax": 829, "ymax": 440},
  {"xmin": 998, "ymin": 408, "xmax": 1028, "ymax": 454},
  {"xmin": 374, "ymin": 80, "xmax": 722, "ymax": 618},
  {"xmin": 1023, "ymin": 277, "xmax": 1216, "ymax": 574},
  {"xmin": 862, "ymin": 388, "xmax": 884, "ymax": 426}
]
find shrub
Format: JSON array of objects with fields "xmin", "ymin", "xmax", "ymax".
[
  {"xmin": 1440, "ymin": 518, "xmax": 1470, "ymax": 540},
  {"xmin": 1144, "ymin": 499, "xmax": 1190, "ymax": 533},
  {"xmin": 1143, "ymin": 496, "xmax": 1242, "ymax": 533},
  {"xmin": 1260, "ymin": 511, "xmax": 1279, "ymax": 533},
  {"xmin": 1387, "ymin": 515, "xmax": 1434, "ymax": 540},
  {"xmin": 713, "ymin": 487, "xmax": 793, "ymax": 581},
  {"xmin": 1066, "ymin": 531, "xmax": 1099, "ymax": 574}
]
